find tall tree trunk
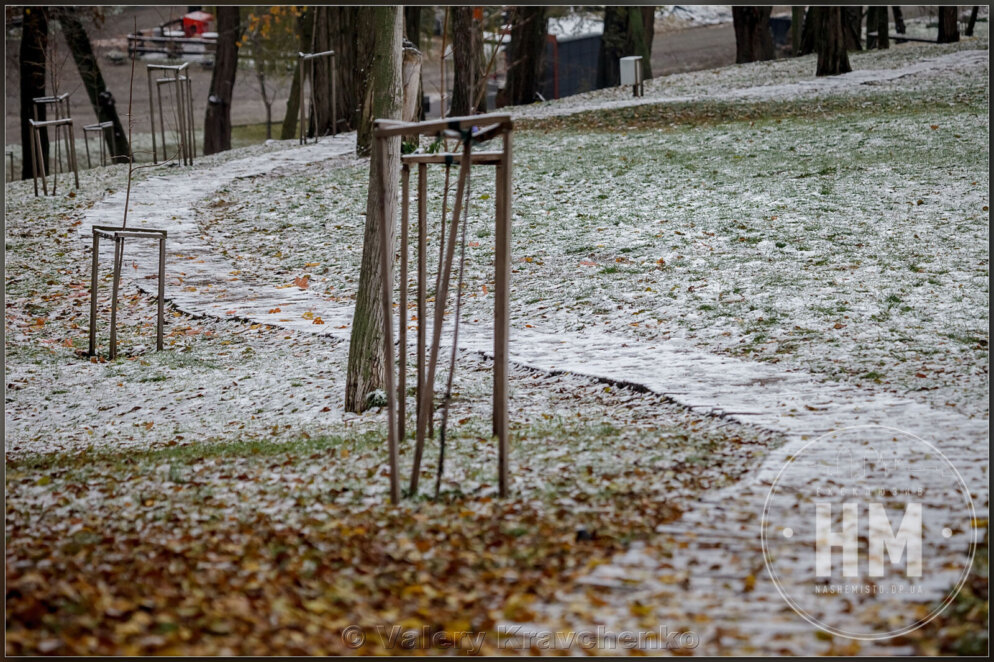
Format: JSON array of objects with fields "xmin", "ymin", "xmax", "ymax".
[
  {"xmin": 866, "ymin": 6, "xmax": 889, "ymax": 49},
  {"xmin": 965, "ymin": 6, "xmax": 979, "ymax": 36},
  {"xmin": 310, "ymin": 6, "xmax": 335, "ymax": 136},
  {"xmin": 505, "ymin": 6, "xmax": 547, "ymax": 106},
  {"xmin": 597, "ymin": 7, "xmax": 652, "ymax": 88},
  {"xmin": 19, "ymin": 7, "xmax": 49, "ymax": 179},
  {"xmin": 938, "ymin": 7, "xmax": 960, "ymax": 43},
  {"xmin": 404, "ymin": 6, "xmax": 421, "ymax": 48},
  {"xmin": 54, "ymin": 8, "xmax": 130, "ymax": 162},
  {"xmin": 812, "ymin": 6, "xmax": 851, "ymax": 76},
  {"xmin": 345, "ymin": 6, "xmax": 403, "ymax": 413},
  {"xmin": 892, "ymin": 6, "xmax": 907, "ymax": 35},
  {"xmin": 280, "ymin": 6, "xmax": 312, "ymax": 140},
  {"xmin": 450, "ymin": 6, "xmax": 483, "ymax": 116},
  {"xmin": 641, "ymin": 6, "xmax": 655, "ymax": 79},
  {"xmin": 843, "ymin": 6, "xmax": 863, "ymax": 51},
  {"xmin": 732, "ymin": 7, "xmax": 775, "ymax": 63},
  {"xmin": 203, "ymin": 6, "xmax": 240, "ymax": 155},
  {"xmin": 799, "ymin": 6, "xmax": 817, "ymax": 56},
  {"xmin": 791, "ymin": 6, "xmax": 804, "ymax": 55},
  {"xmin": 325, "ymin": 7, "xmax": 375, "ymax": 137},
  {"xmin": 403, "ymin": 5, "xmax": 424, "ymax": 120}
]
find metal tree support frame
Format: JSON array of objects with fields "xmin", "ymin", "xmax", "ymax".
[
  {"xmin": 372, "ymin": 113, "xmax": 513, "ymax": 503},
  {"xmin": 28, "ymin": 118, "xmax": 79, "ymax": 197},
  {"xmin": 297, "ymin": 50, "xmax": 337, "ymax": 145},
  {"xmin": 146, "ymin": 63, "xmax": 196, "ymax": 165},
  {"xmin": 88, "ymin": 225, "xmax": 167, "ymax": 360},
  {"xmin": 82, "ymin": 121, "xmax": 115, "ymax": 168}
]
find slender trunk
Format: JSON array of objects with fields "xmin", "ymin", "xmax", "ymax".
[
  {"xmin": 867, "ymin": 6, "xmax": 889, "ymax": 49},
  {"xmin": 732, "ymin": 6, "xmax": 774, "ymax": 64},
  {"xmin": 54, "ymin": 8, "xmax": 130, "ymax": 162},
  {"xmin": 799, "ymin": 7, "xmax": 816, "ymax": 56},
  {"xmin": 310, "ymin": 6, "xmax": 335, "ymax": 136},
  {"xmin": 404, "ymin": 5, "xmax": 424, "ymax": 119},
  {"xmin": 791, "ymin": 6, "xmax": 803, "ymax": 55},
  {"xmin": 19, "ymin": 7, "xmax": 49, "ymax": 179},
  {"xmin": 598, "ymin": 6, "xmax": 653, "ymax": 87},
  {"xmin": 450, "ymin": 6, "xmax": 483, "ymax": 116},
  {"xmin": 346, "ymin": 6, "xmax": 403, "ymax": 413},
  {"xmin": 203, "ymin": 6, "xmax": 240, "ymax": 155},
  {"xmin": 255, "ymin": 63, "xmax": 272, "ymax": 139},
  {"xmin": 641, "ymin": 6, "xmax": 655, "ymax": 79},
  {"xmin": 938, "ymin": 7, "xmax": 960, "ymax": 43},
  {"xmin": 280, "ymin": 6, "xmax": 312, "ymax": 140},
  {"xmin": 892, "ymin": 6, "xmax": 907, "ymax": 35},
  {"xmin": 965, "ymin": 6, "xmax": 979, "ymax": 37},
  {"xmin": 812, "ymin": 6, "xmax": 851, "ymax": 76},
  {"xmin": 843, "ymin": 6, "xmax": 863, "ymax": 51},
  {"xmin": 506, "ymin": 6, "xmax": 547, "ymax": 105}
]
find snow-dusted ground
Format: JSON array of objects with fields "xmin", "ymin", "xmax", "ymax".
[{"xmin": 6, "ymin": 37, "xmax": 988, "ymax": 655}]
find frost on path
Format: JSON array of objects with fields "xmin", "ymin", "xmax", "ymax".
[{"xmin": 79, "ymin": 124, "xmax": 987, "ymax": 654}]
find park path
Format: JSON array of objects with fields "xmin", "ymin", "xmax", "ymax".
[{"xmin": 79, "ymin": 131, "xmax": 988, "ymax": 654}]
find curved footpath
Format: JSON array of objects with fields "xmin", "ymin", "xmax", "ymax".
[{"xmin": 79, "ymin": 126, "xmax": 987, "ymax": 653}]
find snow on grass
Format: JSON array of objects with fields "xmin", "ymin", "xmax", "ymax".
[{"xmin": 202, "ymin": 55, "xmax": 988, "ymax": 419}]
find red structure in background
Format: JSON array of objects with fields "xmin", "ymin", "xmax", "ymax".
[{"xmin": 182, "ymin": 11, "xmax": 213, "ymax": 37}]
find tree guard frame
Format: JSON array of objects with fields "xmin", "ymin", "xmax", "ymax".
[
  {"xmin": 297, "ymin": 50, "xmax": 337, "ymax": 145},
  {"xmin": 88, "ymin": 225, "xmax": 167, "ymax": 360},
  {"xmin": 28, "ymin": 118, "xmax": 79, "ymax": 197},
  {"xmin": 82, "ymin": 121, "xmax": 115, "ymax": 168},
  {"xmin": 372, "ymin": 113, "xmax": 513, "ymax": 503},
  {"xmin": 146, "ymin": 63, "xmax": 196, "ymax": 165}
]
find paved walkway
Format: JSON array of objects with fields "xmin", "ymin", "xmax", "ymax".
[{"xmin": 79, "ymin": 132, "xmax": 988, "ymax": 654}]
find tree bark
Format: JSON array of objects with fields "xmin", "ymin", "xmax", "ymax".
[
  {"xmin": 597, "ymin": 7, "xmax": 653, "ymax": 88},
  {"xmin": 279, "ymin": 6, "xmax": 312, "ymax": 140},
  {"xmin": 892, "ymin": 6, "xmax": 907, "ymax": 34},
  {"xmin": 19, "ymin": 6, "xmax": 49, "ymax": 179},
  {"xmin": 505, "ymin": 6, "xmax": 547, "ymax": 105},
  {"xmin": 843, "ymin": 6, "xmax": 863, "ymax": 51},
  {"xmin": 641, "ymin": 6, "xmax": 655, "ymax": 79},
  {"xmin": 203, "ymin": 6, "xmax": 240, "ymax": 155},
  {"xmin": 310, "ymin": 6, "xmax": 336, "ymax": 137},
  {"xmin": 965, "ymin": 6, "xmax": 979, "ymax": 37},
  {"xmin": 799, "ymin": 7, "xmax": 817, "ymax": 56},
  {"xmin": 812, "ymin": 6, "xmax": 851, "ymax": 76},
  {"xmin": 54, "ymin": 8, "xmax": 130, "ymax": 162},
  {"xmin": 866, "ymin": 6, "xmax": 889, "ymax": 49},
  {"xmin": 732, "ymin": 7, "xmax": 774, "ymax": 64},
  {"xmin": 938, "ymin": 7, "xmax": 960, "ymax": 43},
  {"xmin": 403, "ymin": 6, "xmax": 424, "ymax": 120},
  {"xmin": 450, "ymin": 6, "xmax": 484, "ymax": 116},
  {"xmin": 346, "ymin": 6, "xmax": 403, "ymax": 413}
]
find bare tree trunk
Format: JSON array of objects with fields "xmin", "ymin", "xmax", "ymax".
[
  {"xmin": 506, "ymin": 6, "xmax": 547, "ymax": 105},
  {"xmin": 310, "ymin": 6, "xmax": 336, "ymax": 136},
  {"xmin": 812, "ymin": 6, "xmax": 851, "ymax": 76},
  {"xmin": 19, "ymin": 7, "xmax": 48, "ymax": 179},
  {"xmin": 597, "ymin": 6, "xmax": 653, "ymax": 88},
  {"xmin": 965, "ymin": 6, "xmax": 979, "ymax": 36},
  {"xmin": 54, "ymin": 8, "xmax": 130, "ymax": 162},
  {"xmin": 203, "ymin": 6, "xmax": 240, "ymax": 155},
  {"xmin": 280, "ymin": 6, "xmax": 312, "ymax": 140},
  {"xmin": 450, "ymin": 6, "xmax": 484, "ymax": 116},
  {"xmin": 799, "ymin": 6, "xmax": 817, "ymax": 56},
  {"xmin": 938, "ymin": 7, "xmax": 960, "ymax": 43},
  {"xmin": 732, "ymin": 6, "xmax": 775, "ymax": 63},
  {"xmin": 843, "ymin": 6, "xmax": 863, "ymax": 51},
  {"xmin": 866, "ymin": 6, "xmax": 889, "ymax": 49},
  {"xmin": 641, "ymin": 6, "xmax": 655, "ymax": 79},
  {"xmin": 332, "ymin": 7, "xmax": 376, "ymax": 145},
  {"xmin": 403, "ymin": 5, "xmax": 424, "ymax": 119},
  {"xmin": 892, "ymin": 6, "xmax": 907, "ymax": 35},
  {"xmin": 345, "ymin": 6, "xmax": 403, "ymax": 413}
]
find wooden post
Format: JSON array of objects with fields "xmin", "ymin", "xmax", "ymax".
[
  {"xmin": 332, "ymin": 52, "xmax": 337, "ymax": 136},
  {"xmin": 376, "ymin": 137, "xmax": 401, "ymax": 505},
  {"xmin": 32, "ymin": 124, "xmax": 47, "ymax": 196},
  {"xmin": 412, "ymin": 162, "xmax": 428, "ymax": 493},
  {"xmin": 157, "ymin": 235, "xmax": 166, "ymax": 351},
  {"xmin": 156, "ymin": 82, "xmax": 167, "ymax": 160},
  {"xmin": 495, "ymin": 129, "xmax": 512, "ymax": 498},
  {"xmin": 415, "ymin": 141, "xmax": 472, "ymax": 495},
  {"xmin": 399, "ymin": 164, "xmax": 410, "ymax": 445},
  {"xmin": 147, "ymin": 68, "xmax": 157, "ymax": 163},
  {"xmin": 109, "ymin": 236, "xmax": 123, "ymax": 360},
  {"xmin": 67, "ymin": 121, "xmax": 79, "ymax": 189},
  {"xmin": 88, "ymin": 232, "xmax": 99, "ymax": 356},
  {"xmin": 298, "ymin": 55, "xmax": 306, "ymax": 145},
  {"xmin": 186, "ymin": 75, "xmax": 196, "ymax": 160}
]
